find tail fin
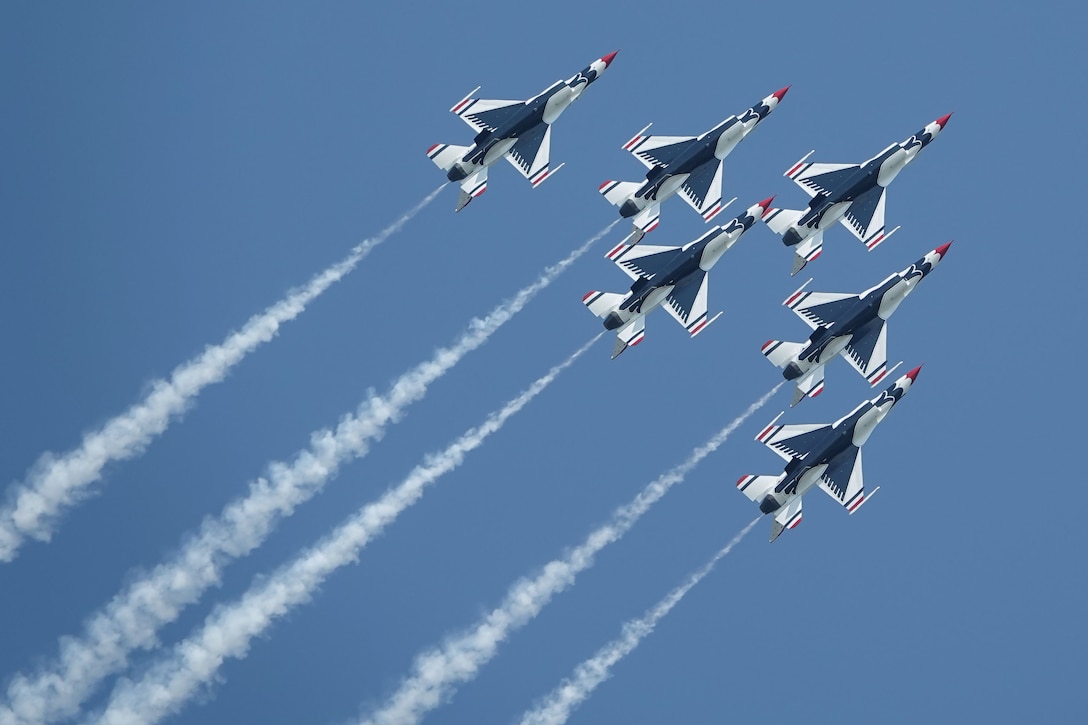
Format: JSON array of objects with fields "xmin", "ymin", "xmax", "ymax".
[
  {"xmin": 763, "ymin": 207, "xmax": 804, "ymax": 236},
  {"xmin": 582, "ymin": 290, "xmax": 626, "ymax": 318},
  {"xmin": 736, "ymin": 474, "xmax": 781, "ymax": 503},
  {"xmin": 598, "ymin": 180, "xmax": 642, "ymax": 207},
  {"xmin": 761, "ymin": 339, "xmax": 805, "ymax": 369},
  {"xmin": 427, "ymin": 143, "xmax": 469, "ymax": 172}
]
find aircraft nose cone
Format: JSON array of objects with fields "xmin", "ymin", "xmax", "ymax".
[
  {"xmin": 904, "ymin": 364, "xmax": 924, "ymax": 383},
  {"xmin": 772, "ymin": 85, "xmax": 791, "ymax": 101},
  {"xmin": 934, "ymin": 113, "xmax": 953, "ymax": 129},
  {"xmin": 934, "ymin": 240, "xmax": 953, "ymax": 258},
  {"xmin": 601, "ymin": 50, "xmax": 619, "ymax": 67},
  {"xmin": 757, "ymin": 196, "xmax": 776, "ymax": 212}
]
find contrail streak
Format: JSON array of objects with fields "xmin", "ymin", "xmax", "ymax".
[
  {"xmin": 0, "ymin": 186, "xmax": 444, "ymax": 563},
  {"xmin": 90, "ymin": 333, "xmax": 602, "ymax": 725},
  {"xmin": 355, "ymin": 384, "xmax": 782, "ymax": 725},
  {"xmin": 516, "ymin": 517, "xmax": 761, "ymax": 725},
  {"xmin": 0, "ymin": 222, "xmax": 616, "ymax": 725}
]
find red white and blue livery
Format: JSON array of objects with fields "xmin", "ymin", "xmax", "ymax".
[
  {"xmin": 598, "ymin": 87, "xmax": 788, "ymax": 243},
  {"xmin": 583, "ymin": 198, "xmax": 771, "ymax": 358},
  {"xmin": 737, "ymin": 366, "xmax": 923, "ymax": 542},
  {"xmin": 427, "ymin": 51, "xmax": 618, "ymax": 212},
  {"xmin": 764, "ymin": 114, "xmax": 952, "ymax": 274},
  {"xmin": 763, "ymin": 242, "xmax": 952, "ymax": 406}
]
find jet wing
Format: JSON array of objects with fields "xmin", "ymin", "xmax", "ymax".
[
  {"xmin": 756, "ymin": 420, "xmax": 832, "ymax": 461},
  {"xmin": 786, "ymin": 160, "xmax": 860, "ymax": 198},
  {"xmin": 841, "ymin": 317, "xmax": 891, "ymax": 386},
  {"xmin": 504, "ymin": 123, "xmax": 558, "ymax": 187},
  {"xmin": 624, "ymin": 129, "xmax": 698, "ymax": 170},
  {"xmin": 784, "ymin": 287, "xmax": 860, "ymax": 330},
  {"xmin": 606, "ymin": 242, "xmax": 680, "ymax": 281},
  {"xmin": 662, "ymin": 271, "xmax": 712, "ymax": 337},
  {"xmin": 452, "ymin": 93, "xmax": 524, "ymax": 134},
  {"xmin": 677, "ymin": 157, "xmax": 729, "ymax": 221},
  {"xmin": 841, "ymin": 184, "xmax": 891, "ymax": 250},
  {"xmin": 818, "ymin": 446, "xmax": 867, "ymax": 513}
]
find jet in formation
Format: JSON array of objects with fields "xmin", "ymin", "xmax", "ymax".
[
  {"xmin": 427, "ymin": 51, "xmax": 618, "ymax": 212},
  {"xmin": 583, "ymin": 198, "xmax": 772, "ymax": 358},
  {"xmin": 737, "ymin": 366, "xmax": 922, "ymax": 542},
  {"xmin": 762, "ymin": 242, "xmax": 951, "ymax": 406},
  {"xmin": 763, "ymin": 114, "xmax": 952, "ymax": 275},
  {"xmin": 598, "ymin": 88, "xmax": 789, "ymax": 244}
]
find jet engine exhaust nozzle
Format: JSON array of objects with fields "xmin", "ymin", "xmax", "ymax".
[{"xmin": 603, "ymin": 312, "xmax": 625, "ymax": 330}]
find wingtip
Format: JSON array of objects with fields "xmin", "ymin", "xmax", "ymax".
[
  {"xmin": 772, "ymin": 85, "xmax": 791, "ymax": 101},
  {"xmin": 935, "ymin": 113, "xmax": 953, "ymax": 129},
  {"xmin": 601, "ymin": 50, "xmax": 619, "ymax": 67}
]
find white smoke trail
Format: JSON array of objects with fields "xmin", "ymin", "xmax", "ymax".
[
  {"xmin": 516, "ymin": 517, "xmax": 761, "ymax": 725},
  {"xmin": 356, "ymin": 384, "xmax": 782, "ymax": 725},
  {"xmin": 0, "ymin": 186, "xmax": 444, "ymax": 563},
  {"xmin": 0, "ymin": 222, "xmax": 616, "ymax": 725},
  {"xmin": 90, "ymin": 333, "xmax": 602, "ymax": 725}
]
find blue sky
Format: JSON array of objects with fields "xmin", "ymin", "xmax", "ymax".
[{"xmin": 1, "ymin": 2, "xmax": 1084, "ymax": 723}]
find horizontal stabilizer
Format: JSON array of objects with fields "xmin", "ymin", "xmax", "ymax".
[
  {"xmin": 612, "ymin": 316, "xmax": 645, "ymax": 359},
  {"xmin": 763, "ymin": 207, "xmax": 804, "ymax": 236},
  {"xmin": 791, "ymin": 233, "xmax": 824, "ymax": 276},
  {"xmin": 427, "ymin": 143, "xmax": 469, "ymax": 172},
  {"xmin": 582, "ymin": 290, "xmax": 627, "ymax": 318},
  {"xmin": 599, "ymin": 180, "xmax": 643, "ymax": 207},
  {"xmin": 771, "ymin": 498, "xmax": 803, "ymax": 541},
  {"xmin": 632, "ymin": 203, "xmax": 661, "ymax": 235},
  {"xmin": 736, "ymin": 474, "xmax": 782, "ymax": 503},
  {"xmin": 455, "ymin": 167, "xmax": 488, "ymax": 212},
  {"xmin": 792, "ymin": 365, "xmax": 825, "ymax": 406},
  {"xmin": 761, "ymin": 339, "xmax": 805, "ymax": 369}
]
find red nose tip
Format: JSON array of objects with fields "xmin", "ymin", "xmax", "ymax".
[
  {"xmin": 772, "ymin": 85, "xmax": 791, "ymax": 101},
  {"xmin": 904, "ymin": 364, "xmax": 924, "ymax": 383},
  {"xmin": 757, "ymin": 196, "xmax": 776, "ymax": 211},
  {"xmin": 601, "ymin": 51, "xmax": 619, "ymax": 67},
  {"xmin": 934, "ymin": 240, "xmax": 953, "ymax": 257},
  {"xmin": 934, "ymin": 113, "xmax": 952, "ymax": 129}
]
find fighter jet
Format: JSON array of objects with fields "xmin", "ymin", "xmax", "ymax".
[
  {"xmin": 762, "ymin": 242, "xmax": 951, "ymax": 406},
  {"xmin": 426, "ymin": 51, "xmax": 618, "ymax": 212},
  {"xmin": 598, "ymin": 87, "xmax": 789, "ymax": 243},
  {"xmin": 764, "ymin": 113, "xmax": 952, "ymax": 275},
  {"xmin": 737, "ymin": 365, "xmax": 922, "ymax": 542},
  {"xmin": 583, "ymin": 198, "xmax": 772, "ymax": 358}
]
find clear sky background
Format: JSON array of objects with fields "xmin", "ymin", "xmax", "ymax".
[{"xmin": 2, "ymin": 2, "xmax": 1084, "ymax": 724}]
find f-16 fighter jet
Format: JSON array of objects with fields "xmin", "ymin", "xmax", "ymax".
[
  {"xmin": 764, "ymin": 114, "xmax": 952, "ymax": 275},
  {"xmin": 583, "ymin": 198, "xmax": 772, "ymax": 359},
  {"xmin": 598, "ymin": 87, "xmax": 789, "ymax": 243},
  {"xmin": 426, "ymin": 51, "xmax": 618, "ymax": 212},
  {"xmin": 737, "ymin": 365, "xmax": 922, "ymax": 542},
  {"xmin": 763, "ymin": 242, "xmax": 951, "ymax": 406}
]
